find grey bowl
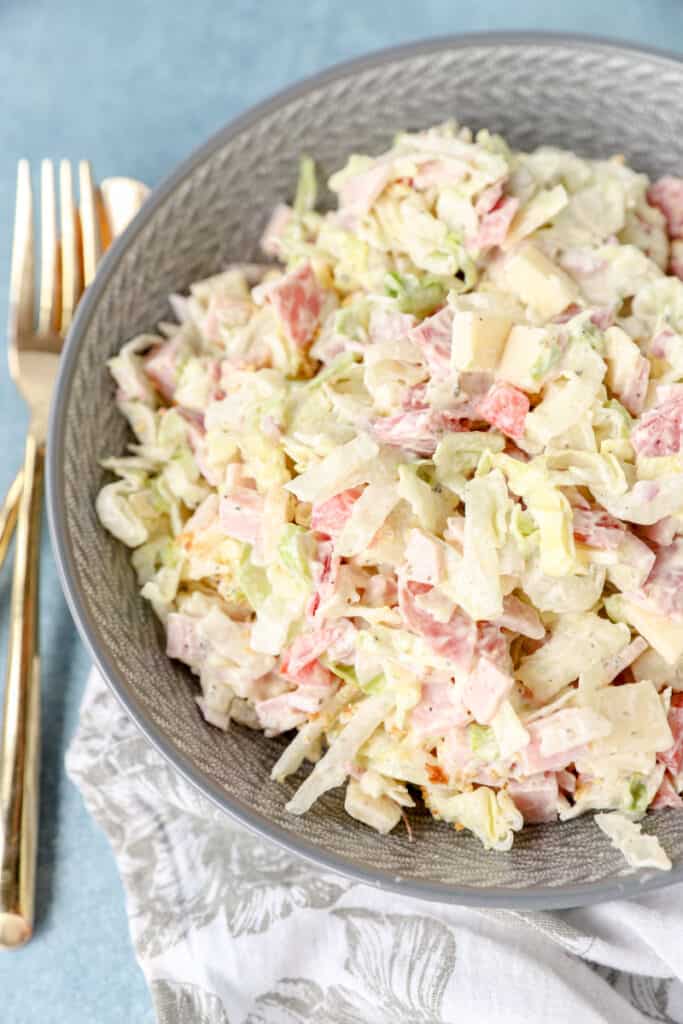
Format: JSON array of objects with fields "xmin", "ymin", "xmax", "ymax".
[{"xmin": 48, "ymin": 33, "xmax": 683, "ymax": 909}]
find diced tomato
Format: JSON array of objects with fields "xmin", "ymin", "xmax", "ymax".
[
  {"xmin": 476, "ymin": 383, "xmax": 529, "ymax": 440},
  {"xmin": 310, "ymin": 487, "xmax": 364, "ymax": 538},
  {"xmin": 267, "ymin": 263, "xmax": 324, "ymax": 348},
  {"xmin": 476, "ymin": 196, "xmax": 519, "ymax": 250},
  {"xmin": 647, "ymin": 176, "xmax": 683, "ymax": 239}
]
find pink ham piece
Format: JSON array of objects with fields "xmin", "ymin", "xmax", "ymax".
[
  {"xmin": 362, "ymin": 572, "xmax": 398, "ymax": 607},
  {"xmin": 372, "ymin": 408, "xmax": 466, "ymax": 456},
  {"xmin": 368, "ymin": 307, "xmax": 417, "ymax": 345},
  {"xmin": 671, "ymin": 240, "xmax": 683, "ymax": 282},
  {"xmin": 219, "ymin": 487, "xmax": 264, "ymax": 545},
  {"xmin": 636, "ymin": 539, "xmax": 683, "ymax": 620},
  {"xmin": 255, "ymin": 693, "xmax": 308, "ymax": 736},
  {"xmin": 475, "ymin": 182, "xmax": 504, "ymax": 216},
  {"xmin": 508, "ymin": 773, "xmax": 559, "ymax": 823},
  {"xmin": 409, "ymin": 681, "xmax": 471, "ymax": 738},
  {"xmin": 306, "ymin": 545, "xmax": 340, "ymax": 622},
  {"xmin": 404, "ymin": 530, "xmax": 443, "ymax": 585},
  {"xmin": 281, "ymin": 621, "xmax": 355, "ymax": 679},
  {"xmin": 261, "ymin": 203, "xmax": 293, "ymax": 257},
  {"xmin": 658, "ymin": 695, "xmax": 683, "ymax": 776},
  {"xmin": 647, "ymin": 176, "xmax": 683, "ymax": 238},
  {"xmin": 339, "ymin": 163, "xmax": 392, "ymax": 222},
  {"xmin": 267, "ymin": 263, "xmax": 324, "ymax": 348},
  {"xmin": 476, "ymin": 383, "xmax": 529, "ymax": 440},
  {"xmin": 640, "ymin": 517, "xmax": 679, "ymax": 547},
  {"xmin": 651, "ymin": 774, "xmax": 683, "ymax": 809},
  {"xmin": 494, "ymin": 595, "xmax": 545, "ymax": 640},
  {"xmin": 573, "ymin": 507, "xmax": 625, "ymax": 549},
  {"xmin": 311, "ymin": 486, "xmax": 364, "ymax": 538},
  {"xmin": 462, "ymin": 657, "xmax": 514, "ymax": 724},
  {"xmin": 476, "ymin": 195, "xmax": 520, "ymax": 250},
  {"xmin": 406, "ymin": 306, "xmax": 453, "ymax": 379},
  {"xmin": 620, "ymin": 356, "xmax": 650, "ymax": 417},
  {"xmin": 556, "ymin": 769, "xmax": 577, "ymax": 795},
  {"xmin": 399, "ymin": 579, "xmax": 477, "ymax": 670},
  {"xmin": 516, "ymin": 721, "xmax": 587, "ymax": 776},
  {"xmin": 144, "ymin": 337, "xmax": 183, "ymax": 400},
  {"xmin": 631, "ymin": 390, "xmax": 683, "ymax": 457},
  {"xmin": 166, "ymin": 613, "xmax": 205, "ymax": 667}
]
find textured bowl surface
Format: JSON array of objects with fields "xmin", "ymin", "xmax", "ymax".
[{"xmin": 48, "ymin": 34, "xmax": 683, "ymax": 908}]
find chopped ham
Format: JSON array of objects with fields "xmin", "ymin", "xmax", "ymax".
[
  {"xmin": 557, "ymin": 769, "xmax": 577, "ymax": 795},
  {"xmin": 399, "ymin": 579, "xmax": 477, "ymax": 670},
  {"xmin": 413, "ymin": 159, "xmax": 466, "ymax": 190},
  {"xmin": 306, "ymin": 545, "xmax": 340, "ymax": 621},
  {"xmin": 339, "ymin": 164, "xmax": 392, "ymax": 221},
  {"xmin": 516, "ymin": 721, "xmax": 587, "ymax": 775},
  {"xmin": 261, "ymin": 203, "xmax": 293, "ymax": 257},
  {"xmin": 255, "ymin": 693, "xmax": 307, "ymax": 735},
  {"xmin": 671, "ymin": 239, "xmax": 683, "ymax": 281},
  {"xmin": 620, "ymin": 356, "xmax": 650, "ymax": 417},
  {"xmin": 589, "ymin": 308, "xmax": 615, "ymax": 331},
  {"xmin": 404, "ymin": 530, "xmax": 443, "ymax": 585},
  {"xmin": 311, "ymin": 487, "xmax": 364, "ymax": 538},
  {"xmin": 475, "ymin": 622, "xmax": 511, "ymax": 670},
  {"xmin": 640, "ymin": 517, "xmax": 679, "ymax": 547},
  {"xmin": 267, "ymin": 263, "xmax": 324, "ymax": 348},
  {"xmin": 647, "ymin": 176, "xmax": 683, "ymax": 238},
  {"xmin": 219, "ymin": 488, "xmax": 264, "ymax": 545},
  {"xmin": 410, "ymin": 681, "xmax": 471, "ymax": 737},
  {"xmin": 651, "ymin": 773, "xmax": 683, "ymax": 809},
  {"xmin": 573, "ymin": 507, "xmax": 625, "ymax": 549},
  {"xmin": 658, "ymin": 695, "xmax": 683, "ymax": 775},
  {"xmin": 406, "ymin": 307, "xmax": 453, "ymax": 379},
  {"xmin": 281, "ymin": 621, "xmax": 355, "ymax": 678},
  {"xmin": 476, "ymin": 196, "xmax": 520, "ymax": 250},
  {"xmin": 476, "ymin": 383, "xmax": 529, "ymax": 440},
  {"xmin": 144, "ymin": 338, "xmax": 182, "ymax": 399},
  {"xmin": 636, "ymin": 539, "xmax": 683, "ymax": 619},
  {"xmin": 462, "ymin": 657, "xmax": 514, "ymax": 724},
  {"xmin": 166, "ymin": 613, "xmax": 205, "ymax": 667},
  {"xmin": 362, "ymin": 572, "xmax": 398, "ymax": 607},
  {"xmin": 508, "ymin": 773, "xmax": 559, "ymax": 823},
  {"xmin": 368, "ymin": 307, "xmax": 417, "ymax": 345},
  {"xmin": 475, "ymin": 182, "xmax": 504, "ymax": 216},
  {"xmin": 372, "ymin": 408, "xmax": 466, "ymax": 456},
  {"xmin": 631, "ymin": 391, "xmax": 683, "ymax": 456},
  {"xmin": 495, "ymin": 595, "xmax": 545, "ymax": 640}
]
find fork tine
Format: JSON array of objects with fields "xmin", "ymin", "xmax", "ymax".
[
  {"xmin": 79, "ymin": 160, "xmax": 102, "ymax": 287},
  {"xmin": 59, "ymin": 160, "xmax": 82, "ymax": 334},
  {"xmin": 38, "ymin": 159, "xmax": 60, "ymax": 336},
  {"xmin": 8, "ymin": 160, "xmax": 34, "ymax": 342}
]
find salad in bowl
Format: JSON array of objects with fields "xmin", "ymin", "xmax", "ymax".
[{"xmin": 96, "ymin": 121, "xmax": 683, "ymax": 871}]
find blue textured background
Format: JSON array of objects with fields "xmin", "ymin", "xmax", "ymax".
[{"xmin": 2, "ymin": 2, "xmax": 683, "ymax": 1020}]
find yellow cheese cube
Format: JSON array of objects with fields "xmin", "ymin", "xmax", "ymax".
[
  {"xmin": 450, "ymin": 311, "xmax": 511, "ymax": 372},
  {"xmin": 500, "ymin": 243, "xmax": 578, "ymax": 320}
]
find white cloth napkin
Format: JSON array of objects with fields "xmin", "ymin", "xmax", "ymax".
[{"xmin": 67, "ymin": 669, "xmax": 683, "ymax": 1024}]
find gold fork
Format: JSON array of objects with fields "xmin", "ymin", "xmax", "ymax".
[{"xmin": 0, "ymin": 158, "xmax": 148, "ymax": 948}]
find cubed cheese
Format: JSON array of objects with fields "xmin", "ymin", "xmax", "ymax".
[
  {"xmin": 496, "ymin": 325, "xmax": 557, "ymax": 393},
  {"xmin": 604, "ymin": 326, "xmax": 641, "ymax": 391},
  {"xmin": 450, "ymin": 311, "xmax": 511, "ymax": 372},
  {"xmin": 499, "ymin": 243, "xmax": 578, "ymax": 319},
  {"xmin": 619, "ymin": 598, "xmax": 683, "ymax": 665}
]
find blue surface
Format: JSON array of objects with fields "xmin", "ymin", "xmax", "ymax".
[{"xmin": 2, "ymin": 1, "xmax": 683, "ymax": 1020}]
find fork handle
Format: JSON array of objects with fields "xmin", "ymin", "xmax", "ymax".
[
  {"xmin": 0, "ymin": 470, "xmax": 23, "ymax": 572},
  {"xmin": 0, "ymin": 434, "xmax": 43, "ymax": 948}
]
